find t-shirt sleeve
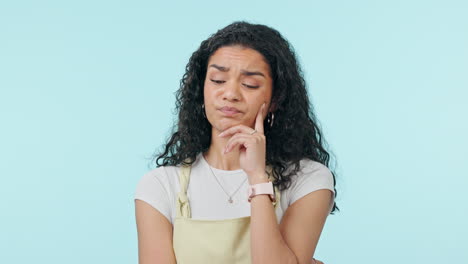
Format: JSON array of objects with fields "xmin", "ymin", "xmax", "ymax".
[
  {"xmin": 288, "ymin": 160, "xmax": 335, "ymax": 212},
  {"xmin": 134, "ymin": 169, "xmax": 172, "ymax": 223}
]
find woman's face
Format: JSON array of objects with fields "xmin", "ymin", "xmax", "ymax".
[{"xmin": 203, "ymin": 45, "xmax": 273, "ymax": 132}]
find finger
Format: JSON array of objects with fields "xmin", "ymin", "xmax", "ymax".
[
  {"xmin": 224, "ymin": 135, "xmax": 253, "ymax": 154},
  {"xmin": 255, "ymin": 102, "xmax": 266, "ymax": 134},
  {"xmin": 219, "ymin": 124, "xmax": 255, "ymax": 138},
  {"xmin": 225, "ymin": 131, "xmax": 262, "ymax": 150},
  {"xmin": 224, "ymin": 134, "xmax": 251, "ymax": 153}
]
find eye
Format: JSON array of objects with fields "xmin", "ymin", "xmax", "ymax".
[
  {"xmin": 210, "ymin": 79, "xmax": 225, "ymax": 84},
  {"xmin": 243, "ymin": 84, "xmax": 260, "ymax": 89}
]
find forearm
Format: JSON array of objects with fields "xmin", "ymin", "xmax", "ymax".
[{"xmin": 250, "ymin": 194, "xmax": 297, "ymax": 264}]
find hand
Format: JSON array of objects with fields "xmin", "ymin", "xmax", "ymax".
[
  {"xmin": 312, "ymin": 258, "xmax": 324, "ymax": 264},
  {"xmin": 218, "ymin": 102, "xmax": 268, "ymax": 184}
]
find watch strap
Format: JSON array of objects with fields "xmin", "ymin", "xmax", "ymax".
[{"xmin": 248, "ymin": 181, "xmax": 276, "ymax": 202}]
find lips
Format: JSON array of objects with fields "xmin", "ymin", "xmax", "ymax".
[{"xmin": 219, "ymin": 106, "xmax": 242, "ymax": 116}]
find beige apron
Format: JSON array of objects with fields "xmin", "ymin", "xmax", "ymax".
[{"xmin": 173, "ymin": 164, "xmax": 281, "ymax": 264}]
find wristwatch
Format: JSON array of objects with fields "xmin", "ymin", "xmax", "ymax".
[{"xmin": 248, "ymin": 181, "xmax": 276, "ymax": 202}]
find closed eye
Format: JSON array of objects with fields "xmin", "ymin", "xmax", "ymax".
[
  {"xmin": 210, "ymin": 79, "xmax": 225, "ymax": 84},
  {"xmin": 243, "ymin": 84, "xmax": 260, "ymax": 89},
  {"xmin": 211, "ymin": 79, "xmax": 259, "ymax": 89}
]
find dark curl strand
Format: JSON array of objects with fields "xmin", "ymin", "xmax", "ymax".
[{"xmin": 153, "ymin": 21, "xmax": 339, "ymax": 214}]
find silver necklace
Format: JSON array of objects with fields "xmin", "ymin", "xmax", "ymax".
[{"xmin": 206, "ymin": 162, "xmax": 248, "ymax": 204}]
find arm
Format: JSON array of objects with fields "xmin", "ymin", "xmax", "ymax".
[
  {"xmin": 250, "ymin": 186, "xmax": 333, "ymax": 264},
  {"xmin": 250, "ymin": 192, "xmax": 297, "ymax": 264},
  {"xmin": 221, "ymin": 106, "xmax": 333, "ymax": 263},
  {"xmin": 135, "ymin": 199, "xmax": 176, "ymax": 264},
  {"xmin": 279, "ymin": 189, "xmax": 333, "ymax": 264}
]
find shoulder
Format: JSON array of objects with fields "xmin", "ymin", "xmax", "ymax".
[
  {"xmin": 286, "ymin": 159, "xmax": 334, "ymax": 186},
  {"xmin": 136, "ymin": 166, "xmax": 177, "ymax": 189},
  {"xmin": 297, "ymin": 159, "xmax": 334, "ymax": 182},
  {"xmin": 134, "ymin": 165, "xmax": 182, "ymax": 224},
  {"xmin": 284, "ymin": 159, "xmax": 335, "ymax": 208}
]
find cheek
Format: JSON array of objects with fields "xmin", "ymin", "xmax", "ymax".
[
  {"xmin": 203, "ymin": 80, "xmax": 217, "ymax": 94},
  {"xmin": 203, "ymin": 87, "xmax": 218, "ymax": 116},
  {"xmin": 203, "ymin": 83, "xmax": 213, "ymax": 102},
  {"xmin": 265, "ymin": 87, "xmax": 273, "ymax": 107}
]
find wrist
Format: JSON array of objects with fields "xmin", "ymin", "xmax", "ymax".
[
  {"xmin": 247, "ymin": 181, "xmax": 276, "ymax": 203},
  {"xmin": 248, "ymin": 173, "xmax": 269, "ymax": 185}
]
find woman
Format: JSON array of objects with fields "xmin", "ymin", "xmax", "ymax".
[{"xmin": 134, "ymin": 21, "xmax": 338, "ymax": 264}]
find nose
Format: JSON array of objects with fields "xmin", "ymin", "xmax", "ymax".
[{"xmin": 222, "ymin": 81, "xmax": 241, "ymax": 102}]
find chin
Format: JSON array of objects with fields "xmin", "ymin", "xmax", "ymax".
[{"xmin": 221, "ymin": 120, "xmax": 252, "ymax": 130}]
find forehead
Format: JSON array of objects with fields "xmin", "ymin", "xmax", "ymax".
[{"xmin": 207, "ymin": 46, "xmax": 271, "ymax": 74}]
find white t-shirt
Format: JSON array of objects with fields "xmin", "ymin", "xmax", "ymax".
[{"xmin": 134, "ymin": 152, "xmax": 335, "ymax": 225}]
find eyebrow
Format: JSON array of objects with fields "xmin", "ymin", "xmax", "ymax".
[{"xmin": 208, "ymin": 64, "xmax": 266, "ymax": 78}]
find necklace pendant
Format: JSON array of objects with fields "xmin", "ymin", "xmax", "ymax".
[{"xmin": 228, "ymin": 198, "xmax": 233, "ymax": 203}]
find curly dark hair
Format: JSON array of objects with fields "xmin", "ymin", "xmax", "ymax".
[{"xmin": 153, "ymin": 21, "xmax": 339, "ymax": 214}]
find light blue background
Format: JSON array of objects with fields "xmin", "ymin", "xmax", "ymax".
[{"xmin": 1, "ymin": 0, "xmax": 467, "ymax": 263}]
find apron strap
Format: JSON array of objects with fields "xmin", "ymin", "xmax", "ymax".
[{"xmin": 176, "ymin": 164, "xmax": 192, "ymax": 218}]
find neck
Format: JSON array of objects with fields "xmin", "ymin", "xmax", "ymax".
[{"xmin": 203, "ymin": 127, "xmax": 241, "ymax": 171}]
